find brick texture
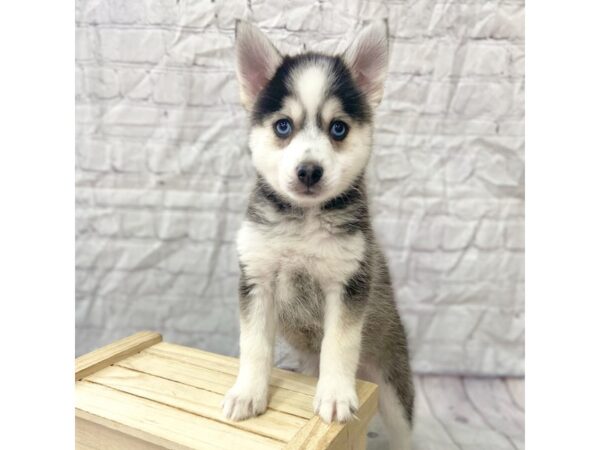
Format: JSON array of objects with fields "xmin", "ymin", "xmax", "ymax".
[{"xmin": 75, "ymin": 0, "xmax": 524, "ymax": 376}]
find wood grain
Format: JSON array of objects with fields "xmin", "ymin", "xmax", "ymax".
[
  {"xmin": 147, "ymin": 342, "xmax": 323, "ymax": 395},
  {"xmin": 86, "ymin": 364, "xmax": 306, "ymax": 442},
  {"xmin": 117, "ymin": 351, "xmax": 316, "ymax": 419},
  {"xmin": 75, "ymin": 331, "xmax": 162, "ymax": 381},
  {"xmin": 76, "ymin": 381, "xmax": 284, "ymax": 450},
  {"xmin": 76, "ymin": 417, "xmax": 164, "ymax": 450}
]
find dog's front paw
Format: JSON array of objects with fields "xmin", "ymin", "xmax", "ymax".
[
  {"xmin": 313, "ymin": 378, "xmax": 359, "ymax": 423},
  {"xmin": 222, "ymin": 382, "xmax": 268, "ymax": 421}
]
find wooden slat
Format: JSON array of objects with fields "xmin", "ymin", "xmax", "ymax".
[
  {"xmin": 463, "ymin": 378, "xmax": 524, "ymax": 449},
  {"xmin": 117, "ymin": 351, "xmax": 316, "ymax": 419},
  {"xmin": 146, "ymin": 343, "xmax": 378, "ymax": 407},
  {"xmin": 146, "ymin": 342, "xmax": 320, "ymax": 395},
  {"xmin": 421, "ymin": 376, "xmax": 516, "ymax": 450},
  {"xmin": 76, "ymin": 417, "xmax": 164, "ymax": 450},
  {"xmin": 285, "ymin": 417, "xmax": 345, "ymax": 450},
  {"xmin": 286, "ymin": 415, "xmax": 370, "ymax": 450},
  {"xmin": 87, "ymin": 364, "xmax": 305, "ymax": 443},
  {"xmin": 76, "ymin": 381, "xmax": 283, "ymax": 450},
  {"xmin": 75, "ymin": 331, "xmax": 162, "ymax": 381}
]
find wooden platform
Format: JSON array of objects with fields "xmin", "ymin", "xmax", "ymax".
[{"xmin": 75, "ymin": 331, "xmax": 379, "ymax": 450}]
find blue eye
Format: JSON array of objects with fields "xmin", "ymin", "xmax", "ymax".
[
  {"xmin": 329, "ymin": 121, "xmax": 348, "ymax": 141},
  {"xmin": 274, "ymin": 119, "xmax": 293, "ymax": 138}
]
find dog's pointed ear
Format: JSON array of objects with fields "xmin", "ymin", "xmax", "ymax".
[
  {"xmin": 235, "ymin": 20, "xmax": 283, "ymax": 110},
  {"xmin": 343, "ymin": 20, "xmax": 389, "ymax": 107}
]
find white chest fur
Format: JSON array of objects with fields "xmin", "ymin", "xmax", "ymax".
[{"xmin": 237, "ymin": 212, "xmax": 366, "ymax": 293}]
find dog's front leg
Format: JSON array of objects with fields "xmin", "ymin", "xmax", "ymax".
[
  {"xmin": 223, "ymin": 282, "xmax": 275, "ymax": 421},
  {"xmin": 314, "ymin": 285, "xmax": 365, "ymax": 423}
]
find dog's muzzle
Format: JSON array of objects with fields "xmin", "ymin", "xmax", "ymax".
[{"xmin": 296, "ymin": 162, "xmax": 323, "ymax": 188}]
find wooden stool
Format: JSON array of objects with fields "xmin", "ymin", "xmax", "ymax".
[{"xmin": 75, "ymin": 331, "xmax": 379, "ymax": 449}]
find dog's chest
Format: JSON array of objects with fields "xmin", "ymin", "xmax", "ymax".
[
  {"xmin": 237, "ymin": 215, "xmax": 365, "ymax": 291},
  {"xmin": 238, "ymin": 213, "xmax": 366, "ymax": 353}
]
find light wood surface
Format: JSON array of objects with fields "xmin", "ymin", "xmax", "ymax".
[
  {"xmin": 75, "ymin": 331, "xmax": 162, "ymax": 381},
  {"xmin": 86, "ymin": 364, "xmax": 306, "ymax": 442},
  {"xmin": 148, "ymin": 342, "xmax": 323, "ymax": 395},
  {"xmin": 75, "ymin": 333, "xmax": 379, "ymax": 450},
  {"xmin": 118, "ymin": 350, "xmax": 315, "ymax": 418},
  {"xmin": 76, "ymin": 417, "xmax": 164, "ymax": 450},
  {"xmin": 76, "ymin": 381, "xmax": 282, "ymax": 449}
]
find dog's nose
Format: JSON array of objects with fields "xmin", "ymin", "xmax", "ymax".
[{"xmin": 296, "ymin": 163, "xmax": 323, "ymax": 187}]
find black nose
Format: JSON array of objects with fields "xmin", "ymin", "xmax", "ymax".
[{"xmin": 297, "ymin": 163, "xmax": 323, "ymax": 187}]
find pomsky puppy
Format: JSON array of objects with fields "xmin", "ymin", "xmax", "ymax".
[{"xmin": 222, "ymin": 20, "xmax": 414, "ymax": 449}]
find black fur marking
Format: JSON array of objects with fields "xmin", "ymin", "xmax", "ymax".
[
  {"xmin": 245, "ymin": 176, "xmax": 307, "ymax": 225},
  {"xmin": 328, "ymin": 56, "xmax": 371, "ymax": 123},
  {"xmin": 252, "ymin": 56, "xmax": 293, "ymax": 124},
  {"xmin": 246, "ymin": 202, "xmax": 270, "ymax": 225},
  {"xmin": 343, "ymin": 259, "xmax": 370, "ymax": 309},
  {"xmin": 251, "ymin": 53, "xmax": 371, "ymax": 125},
  {"xmin": 322, "ymin": 180, "xmax": 364, "ymax": 211},
  {"xmin": 321, "ymin": 176, "xmax": 371, "ymax": 234},
  {"xmin": 256, "ymin": 176, "xmax": 293, "ymax": 212}
]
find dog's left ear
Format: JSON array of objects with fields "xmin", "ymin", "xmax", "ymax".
[{"xmin": 343, "ymin": 20, "xmax": 389, "ymax": 107}]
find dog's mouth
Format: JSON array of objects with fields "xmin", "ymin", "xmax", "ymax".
[
  {"xmin": 300, "ymin": 186, "xmax": 318, "ymax": 196},
  {"xmin": 292, "ymin": 184, "xmax": 320, "ymax": 197},
  {"xmin": 288, "ymin": 182, "xmax": 325, "ymax": 201}
]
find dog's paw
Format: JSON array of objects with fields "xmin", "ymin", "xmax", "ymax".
[
  {"xmin": 222, "ymin": 383, "xmax": 268, "ymax": 421},
  {"xmin": 313, "ymin": 378, "xmax": 359, "ymax": 423}
]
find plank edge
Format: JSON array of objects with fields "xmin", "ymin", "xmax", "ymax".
[{"xmin": 76, "ymin": 331, "xmax": 162, "ymax": 381}]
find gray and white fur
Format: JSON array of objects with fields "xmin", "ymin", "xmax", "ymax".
[{"xmin": 222, "ymin": 20, "xmax": 414, "ymax": 449}]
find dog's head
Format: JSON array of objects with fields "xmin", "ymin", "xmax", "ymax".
[{"xmin": 235, "ymin": 21, "xmax": 389, "ymax": 207}]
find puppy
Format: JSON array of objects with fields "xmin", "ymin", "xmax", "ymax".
[{"xmin": 222, "ymin": 20, "xmax": 414, "ymax": 449}]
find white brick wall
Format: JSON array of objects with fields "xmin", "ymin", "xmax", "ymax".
[{"xmin": 75, "ymin": 0, "xmax": 524, "ymax": 376}]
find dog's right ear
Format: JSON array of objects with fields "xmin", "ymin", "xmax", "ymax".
[{"xmin": 235, "ymin": 21, "xmax": 283, "ymax": 110}]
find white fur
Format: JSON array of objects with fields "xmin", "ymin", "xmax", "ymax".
[
  {"xmin": 222, "ymin": 282, "xmax": 276, "ymax": 421},
  {"xmin": 237, "ymin": 212, "xmax": 366, "ymax": 287},
  {"xmin": 290, "ymin": 63, "xmax": 329, "ymax": 117},
  {"xmin": 314, "ymin": 287, "xmax": 364, "ymax": 423}
]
